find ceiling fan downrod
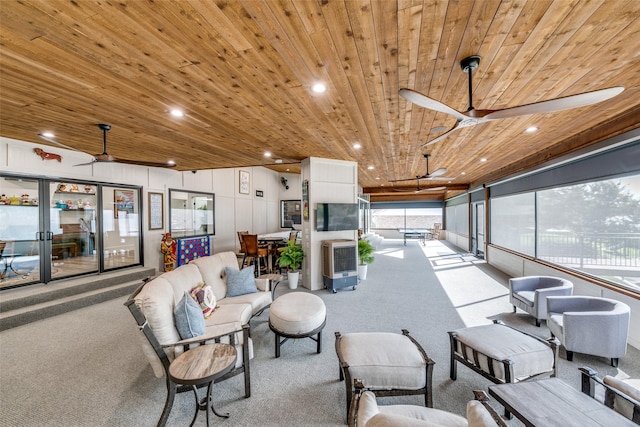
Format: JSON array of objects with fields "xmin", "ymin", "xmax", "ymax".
[
  {"xmin": 98, "ymin": 123, "xmax": 111, "ymax": 156},
  {"xmin": 461, "ymin": 55, "xmax": 481, "ymax": 112}
]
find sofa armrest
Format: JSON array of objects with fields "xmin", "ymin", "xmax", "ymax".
[
  {"xmin": 162, "ymin": 322, "xmax": 246, "ymax": 349},
  {"xmin": 255, "ymin": 277, "xmax": 269, "ymax": 292}
]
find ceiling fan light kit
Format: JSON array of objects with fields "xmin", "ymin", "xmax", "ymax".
[{"xmin": 399, "ymin": 54, "xmax": 625, "ymax": 148}]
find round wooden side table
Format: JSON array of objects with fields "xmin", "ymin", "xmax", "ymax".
[{"xmin": 169, "ymin": 343, "xmax": 237, "ymax": 427}]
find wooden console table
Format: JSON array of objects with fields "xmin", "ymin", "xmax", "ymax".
[{"xmin": 488, "ymin": 377, "xmax": 636, "ymax": 426}]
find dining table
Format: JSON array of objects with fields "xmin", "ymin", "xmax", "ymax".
[{"xmin": 257, "ymin": 232, "xmax": 289, "ymax": 273}]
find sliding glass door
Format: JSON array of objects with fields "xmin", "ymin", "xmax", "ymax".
[{"xmin": 1, "ymin": 174, "xmax": 142, "ymax": 289}]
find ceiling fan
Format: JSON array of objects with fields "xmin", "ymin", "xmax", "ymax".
[
  {"xmin": 392, "ymin": 184, "xmax": 447, "ymax": 194},
  {"xmin": 41, "ymin": 124, "xmax": 176, "ymax": 168},
  {"xmin": 400, "ymin": 55, "xmax": 625, "ymax": 147},
  {"xmin": 390, "ymin": 154, "xmax": 452, "ymax": 182}
]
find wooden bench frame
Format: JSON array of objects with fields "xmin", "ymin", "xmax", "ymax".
[{"xmin": 449, "ymin": 320, "xmax": 558, "ymax": 385}]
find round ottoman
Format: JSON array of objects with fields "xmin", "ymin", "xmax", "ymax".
[{"xmin": 269, "ymin": 292, "xmax": 326, "ymax": 358}]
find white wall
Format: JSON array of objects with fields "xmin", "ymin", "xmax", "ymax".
[
  {"xmin": 1, "ymin": 136, "xmax": 290, "ymax": 273},
  {"xmin": 301, "ymin": 157, "xmax": 358, "ymax": 291}
]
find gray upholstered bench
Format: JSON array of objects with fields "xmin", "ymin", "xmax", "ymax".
[
  {"xmin": 448, "ymin": 320, "xmax": 558, "ymax": 385},
  {"xmin": 269, "ymin": 292, "xmax": 326, "ymax": 358},
  {"xmin": 335, "ymin": 329, "xmax": 434, "ymax": 417}
]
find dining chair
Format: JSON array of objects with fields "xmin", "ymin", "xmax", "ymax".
[
  {"xmin": 288, "ymin": 230, "xmax": 298, "ymax": 243},
  {"xmin": 242, "ymin": 234, "xmax": 269, "ymax": 276},
  {"xmin": 237, "ymin": 231, "xmax": 248, "ymax": 264}
]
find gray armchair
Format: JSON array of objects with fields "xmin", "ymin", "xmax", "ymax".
[
  {"xmin": 509, "ymin": 276, "xmax": 573, "ymax": 326},
  {"xmin": 547, "ymin": 296, "xmax": 630, "ymax": 367}
]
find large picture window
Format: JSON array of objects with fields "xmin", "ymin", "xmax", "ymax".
[
  {"xmin": 536, "ymin": 175, "xmax": 640, "ymax": 289},
  {"xmin": 490, "ymin": 174, "xmax": 640, "ymax": 292}
]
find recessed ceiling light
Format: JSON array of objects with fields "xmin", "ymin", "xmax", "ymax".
[
  {"xmin": 367, "ymin": 165, "xmax": 374, "ymax": 170},
  {"xmin": 167, "ymin": 160, "xmax": 176, "ymax": 166},
  {"xmin": 286, "ymin": 168, "xmax": 290, "ymax": 171},
  {"xmin": 525, "ymin": 126, "xmax": 538, "ymax": 133},
  {"xmin": 264, "ymin": 151, "xmax": 272, "ymax": 157},
  {"xmin": 170, "ymin": 109, "xmax": 184, "ymax": 117},
  {"xmin": 375, "ymin": 177, "xmax": 380, "ymax": 180},
  {"xmin": 353, "ymin": 143, "xmax": 361, "ymax": 149},
  {"xmin": 275, "ymin": 159, "xmax": 283, "ymax": 164},
  {"xmin": 311, "ymin": 82, "xmax": 327, "ymax": 93},
  {"xmin": 41, "ymin": 132, "xmax": 55, "ymax": 138},
  {"xmin": 480, "ymin": 158, "xmax": 488, "ymax": 162},
  {"xmin": 461, "ymin": 172, "xmax": 466, "ymax": 175}
]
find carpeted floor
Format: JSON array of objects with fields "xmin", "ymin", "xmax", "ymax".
[{"xmin": 0, "ymin": 239, "xmax": 638, "ymax": 426}]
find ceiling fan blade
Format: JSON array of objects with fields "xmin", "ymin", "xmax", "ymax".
[
  {"xmin": 389, "ymin": 176, "xmax": 426, "ymax": 183},
  {"xmin": 428, "ymin": 167, "xmax": 447, "ymax": 178},
  {"xmin": 109, "ymin": 157, "xmax": 177, "ymax": 168},
  {"xmin": 415, "ymin": 186, "xmax": 446, "ymax": 193},
  {"xmin": 484, "ymin": 86, "xmax": 624, "ymax": 120},
  {"xmin": 422, "ymin": 124, "xmax": 463, "ymax": 147},
  {"xmin": 399, "ymin": 88, "xmax": 467, "ymax": 121},
  {"xmin": 73, "ymin": 160, "xmax": 97, "ymax": 167}
]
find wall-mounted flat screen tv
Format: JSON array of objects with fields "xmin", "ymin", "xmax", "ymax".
[{"xmin": 316, "ymin": 203, "xmax": 359, "ymax": 231}]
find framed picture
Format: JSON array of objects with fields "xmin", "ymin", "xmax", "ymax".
[
  {"xmin": 148, "ymin": 192, "xmax": 164, "ymax": 230},
  {"xmin": 114, "ymin": 189, "xmax": 135, "ymax": 218},
  {"xmin": 239, "ymin": 170, "xmax": 250, "ymax": 194}
]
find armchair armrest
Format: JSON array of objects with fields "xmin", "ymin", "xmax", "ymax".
[
  {"xmin": 255, "ymin": 277, "xmax": 269, "ymax": 292},
  {"xmin": 471, "ymin": 390, "xmax": 508, "ymax": 427},
  {"xmin": 509, "ymin": 276, "xmax": 538, "ymax": 293}
]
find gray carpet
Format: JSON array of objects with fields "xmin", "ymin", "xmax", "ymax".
[{"xmin": 1, "ymin": 239, "xmax": 638, "ymax": 426}]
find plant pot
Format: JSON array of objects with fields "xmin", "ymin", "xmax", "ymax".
[
  {"xmin": 358, "ymin": 264, "xmax": 368, "ymax": 281},
  {"xmin": 288, "ymin": 271, "xmax": 300, "ymax": 289}
]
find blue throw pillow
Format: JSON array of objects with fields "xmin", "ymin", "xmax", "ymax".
[
  {"xmin": 225, "ymin": 266, "xmax": 257, "ymax": 297},
  {"xmin": 174, "ymin": 291, "xmax": 205, "ymax": 339}
]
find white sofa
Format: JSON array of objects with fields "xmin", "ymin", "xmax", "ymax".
[{"xmin": 131, "ymin": 251, "xmax": 273, "ymax": 378}]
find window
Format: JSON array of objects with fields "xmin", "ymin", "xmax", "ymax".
[
  {"xmin": 537, "ymin": 175, "xmax": 640, "ymax": 290},
  {"xmin": 490, "ymin": 193, "xmax": 535, "ymax": 257},
  {"xmin": 169, "ymin": 190, "xmax": 214, "ymax": 238},
  {"xmin": 371, "ymin": 208, "xmax": 441, "ymax": 230},
  {"xmin": 490, "ymin": 174, "xmax": 640, "ymax": 292}
]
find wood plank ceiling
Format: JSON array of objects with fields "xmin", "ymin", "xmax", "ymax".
[{"xmin": 1, "ymin": 0, "xmax": 639, "ymax": 201}]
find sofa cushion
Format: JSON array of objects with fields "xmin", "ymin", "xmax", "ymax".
[
  {"xmin": 174, "ymin": 291, "xmax": 205, "ymax": 339},
  {"xmin": 380, "ymin": 406, "xmax": 467, "ymax": 426},
  {"xmin": 225, "ymin": 266, "xmax": 258, "ymax": 297},
  {"xmin": 367, "ymin": 413, "xmax": 445, "ymax": 427},
  {"xmin": 193, "ymin": 252, "xmax": 238, "ymax": 300},
  {"xmin": 190, "ymin": 282, "xmax": 217, "ymax": 318}
]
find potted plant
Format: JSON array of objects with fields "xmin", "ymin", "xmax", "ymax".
[
  {"xmin": 277, "ymin": 240, "xmax": 305, "ymax": 289},
  {"xmin": 358, "ymin": 239, "xmax": 375, "ymax": 280}
]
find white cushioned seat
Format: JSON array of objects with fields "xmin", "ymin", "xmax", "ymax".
[
  {"xmin": 269, "ymin": 292, "xmax": 326, "ymax": 334},
  {"xmin": 269, "ymin": 292, "xmax": 327, "ymax": 357},
  {"xmin": 451, "ymin": 324, "xmax": 555, "ymax": 382},
  {"xmin": 359, "ymin": 391, "xmax": 468, "ymax": 427},
  {"xmin": 338, "ymin": 332, "xmax": 427, "ymax": 390}
]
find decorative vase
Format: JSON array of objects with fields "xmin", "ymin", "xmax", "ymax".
[
  {"xmin": 288, "ymin": 271, "xmax": 300, "ymax": 289},
  {"xmin": 358, "ymin": 264, "xmax": 368, "ymax": 281}
]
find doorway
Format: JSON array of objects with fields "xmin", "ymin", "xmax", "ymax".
[{"xmin": 471, "ymin": 201, "xmax": 485, "ymax": 258}]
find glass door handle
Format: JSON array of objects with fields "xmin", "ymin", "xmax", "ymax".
[
  {"xmin": 36, "ymin": 231, "xmax": 45, "ymax": 241},
  {"xmin": 45, "ymin": 231, "xmax": 54, "ymax": 241}
]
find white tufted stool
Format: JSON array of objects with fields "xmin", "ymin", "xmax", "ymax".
[{"xmin": 269, "ymin": 292, "xmax": 326, "ymax": 358}]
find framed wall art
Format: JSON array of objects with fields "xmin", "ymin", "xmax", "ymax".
[
  {"xmin": 114, "ymin": 189, "xmax": 135, "ymax": 218},
  {"xmin": 148, "ymin": 192, "xmax": 164, "ymax": 230},
  {"xmin": 239, "ymin": 170, "xmax": 250, "ymax": 194}
]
